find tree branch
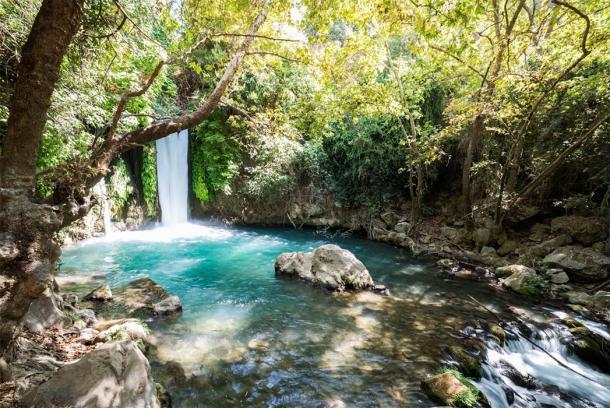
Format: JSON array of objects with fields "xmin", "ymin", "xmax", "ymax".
[
  {"xmin": 92, "ymin": 13, "xmax": 126, "ymax": 40},
  {"xmin": 106, "ymin": 60, "xmax": 165, "ymax": 141},
  {"xmin": 502, "ymin": 0, "xmax": 591, "ymax": 192},
  {"xmin": 429, "ymin": 44, "xmax": 485, "ymax": 80},
  {"xmin": 75, "ymin": 8, "xmax": 269, "ymax": 196},
  {"xmin": 213, "ymin": 32, "xmax": 302, "ymax": 43},
  {"xmin": 247, "ymin": 51, "xmax": 303, "ymax": 64},
  {"xmin": 509, "ymin": 109, "xmax": 609, "ymax": 207}
]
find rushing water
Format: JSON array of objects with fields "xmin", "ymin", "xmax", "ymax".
[
  {"xmin": 156, "ymin": 130, "xmax": 189, "ymax": 225},
  {"xmin": 94, "ymin": 178, "xmax": 113, "ymax": 236},
  {"xmin": 59, "ymin": 223, "xmax": 610, "ymax": 407}
]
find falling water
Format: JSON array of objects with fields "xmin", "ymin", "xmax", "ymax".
[
  {"xmin": 95, "ymin": 178, "xmax": 113, "ymax": 236},
  {"xmin": 156, "ymin": 129, "xmax": 189, "ymax": 225},
  {"xmin": 471, "ymin": 315, "xmax": 610, "ymax": 408}
]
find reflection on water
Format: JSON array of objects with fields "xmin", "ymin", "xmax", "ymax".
[{"xmin": 60, "ymin": 222, "xmax": 598, "ymax": 407}]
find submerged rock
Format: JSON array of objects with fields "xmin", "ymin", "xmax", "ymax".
[
  {"xmin": 551, "ymin": 216, "xmax": 608, "ymax": 246},
  {"xmin": 22, "ymin": 341, "xmax": 160, "ymax": 407},
  {"xmin": 542, "ymin": 246, "xmax": 610, "ymax": 282},
  {"xmin": 84, "ymin": 283, "xmax": 113, "ymax": 301},
  {"xmin": 112, "ymin": 277, "xmax": 182, "ymax": 319},
  {"xmin": 275, "ymin": 244, "xmax": 376, "ymax": 292}
]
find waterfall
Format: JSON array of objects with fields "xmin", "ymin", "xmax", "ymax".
[
  {"xmin": 95, "ymin": 178, "xmax": 114, "ymax": 236},
  {"xmin": 156, "ymin": 129, "xmax": 189, "ymax": 225}
]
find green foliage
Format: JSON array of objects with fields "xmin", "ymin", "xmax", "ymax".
[
  {"xmin": 2, "ymin": 0, "xmax": 609, "ymax": 225},
  {"xmin": 320, "ymin": 116, "xmax": 409, "ymax": 209},
  {"xmin": 438, "ymin": 368, "xmax": 486, "ymax": 408},
  {"xmin": 522, "ymin": 275, "xmax": 549, "ymax": 297},
  {"xmin": 191, "ymin": 118, "xmax": 239, "ymax": 203},
  {"xmin": 108, "ymin": 158, "xmax": 133, "ymax": 215},
  {"xmin": 142, "ymin": 143, "xmax": 158, "ymax": 217},
  {"xmin": 242, "ymin": 136, "xmax": 301, "ymax": 199}
]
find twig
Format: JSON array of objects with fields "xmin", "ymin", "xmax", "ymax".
[
  {"xmin": 112, "ymin": 0, "xmax": 164, "ymax": 49},
  {"xmin": 213, "ymin": 32, "xmax": 302, "ymax": 43},
  {"xmin": 247, "ymin": 51, "xmax": 303, "ymax": 64},
  {"xmin": 588, "ymin": 279, "xmax": 609, "ymax": 293},
  {"xmin": 286, "ymin": 212, "xmax": 297, "ymax": 229}
]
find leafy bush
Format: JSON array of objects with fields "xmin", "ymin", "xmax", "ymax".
[
  {"xmin": 191, "ymin": 118, "xmax": 240, "ymax": 203},
  {"xmin": 242, "ymin": 136, "xmax": 302, "ymax": 199},
  {"xmin": 141, "ymin": 143, "xmax": 158, "ymax": 217},
  {"xmin": 319, "ymin": 116, "xmax": 409, "ymax": 209},
  {"xmin": 522, "ymin": 275, "xmax": 548, "ymax": 296},
  {"xmin": 108, "ymin": 158, "xmax": 134, "ymax": 215}
]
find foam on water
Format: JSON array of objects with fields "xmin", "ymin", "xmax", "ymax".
[
  {"xmin": 474, "ymin": 320, "xmax": 610, "ymax": 408},
  {"xmin": 76, "ymin": 222, "xmax": 234, "ymax": 246}
]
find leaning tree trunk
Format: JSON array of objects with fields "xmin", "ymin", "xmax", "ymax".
[{"xmin": 0, "ymin": 0, "xmax": 85, "ymax": 356}]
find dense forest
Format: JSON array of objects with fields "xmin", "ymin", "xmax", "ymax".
[{"xmin": 0, "ymin": 0, "xmax": 609, "ymax": 407}]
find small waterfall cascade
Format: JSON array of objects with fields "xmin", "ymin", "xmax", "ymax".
[
  {"xmin": 156, "ymin": 129, "xmax": 189, "ymax": 225},
  {"xmin": 95, "ymin": 178, "xmax": 114, "ymax": 236},
  {"xmin": 462, "ymin": 313, "xmax": 610, "ymax": 408}
]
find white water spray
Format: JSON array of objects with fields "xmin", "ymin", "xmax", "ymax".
[
  {"xmin": 156, "ymin": 129, "xmax": 189, "ymax": 225},
  {"xmin": 95, "ymin": 178, "xmax": 113, "ymax": 236}
]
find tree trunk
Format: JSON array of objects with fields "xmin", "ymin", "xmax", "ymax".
[
  {"xmin": 0, "ymin": 0, "xmax": 85, "ymax": 192},
  {"xmin": 462, "ymin": 115, "xmax": 484, "ymax": 226},
  {"xmin": 0, "ymin": 0, "xmax": 85, "ymax": 356}
]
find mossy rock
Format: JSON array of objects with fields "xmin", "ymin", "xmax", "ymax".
[
  {"xmin": 484, "ymin": 322, "xmax": 506, "ymax": 345},
  {"xmin": 421, "ymin": 369, "xmax": 489, "ymax": 408},
  {"xmin": 445, "ymin": 346, "xmax": 481, "ymax": 379},
  {"xmin": 562, "ymin": 318, "xmax": 585, "ymax": 329},
  {"xmin": 567, "ymin": 326, "xmax": 610, "ymax": 373}
]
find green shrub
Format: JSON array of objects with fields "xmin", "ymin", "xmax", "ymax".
[
  {"xmin": 191, "ymin": 118, "xmax": 240, "ymax": 203},
  {"xmin": 522, "ymin": 275, "xmax": 548, "ymax": 296},
  {"xmin": 142, "ymin": 143, "xmax": 158, "ymax": 217},
  {"xmin": 438, "ymin": 368, "xmax": 488, "ymax": 408}
]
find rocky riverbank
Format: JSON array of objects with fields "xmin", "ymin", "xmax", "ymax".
[
  {"xmin": 0, "ymin": 276, "xmax": 180, "ymax": 407},
  {"xmin": 207, "ymin": 199, "xmax": 609, "ymax": 323}
]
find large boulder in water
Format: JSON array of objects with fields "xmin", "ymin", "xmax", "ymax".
[
  {"xmin": 542, "ymin": 246, "xmax": 610, "ymax": 282},
  {"xmin": 551, "ymin": 216, "xmax": 608, "ymax": 246},
  {"xmin": 22, "ymin": 341, "xmax": 160, "ymax": 407},
  {"xmin": 275, "ymin": 244, "xmax": 375, "ymax": 291}
]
